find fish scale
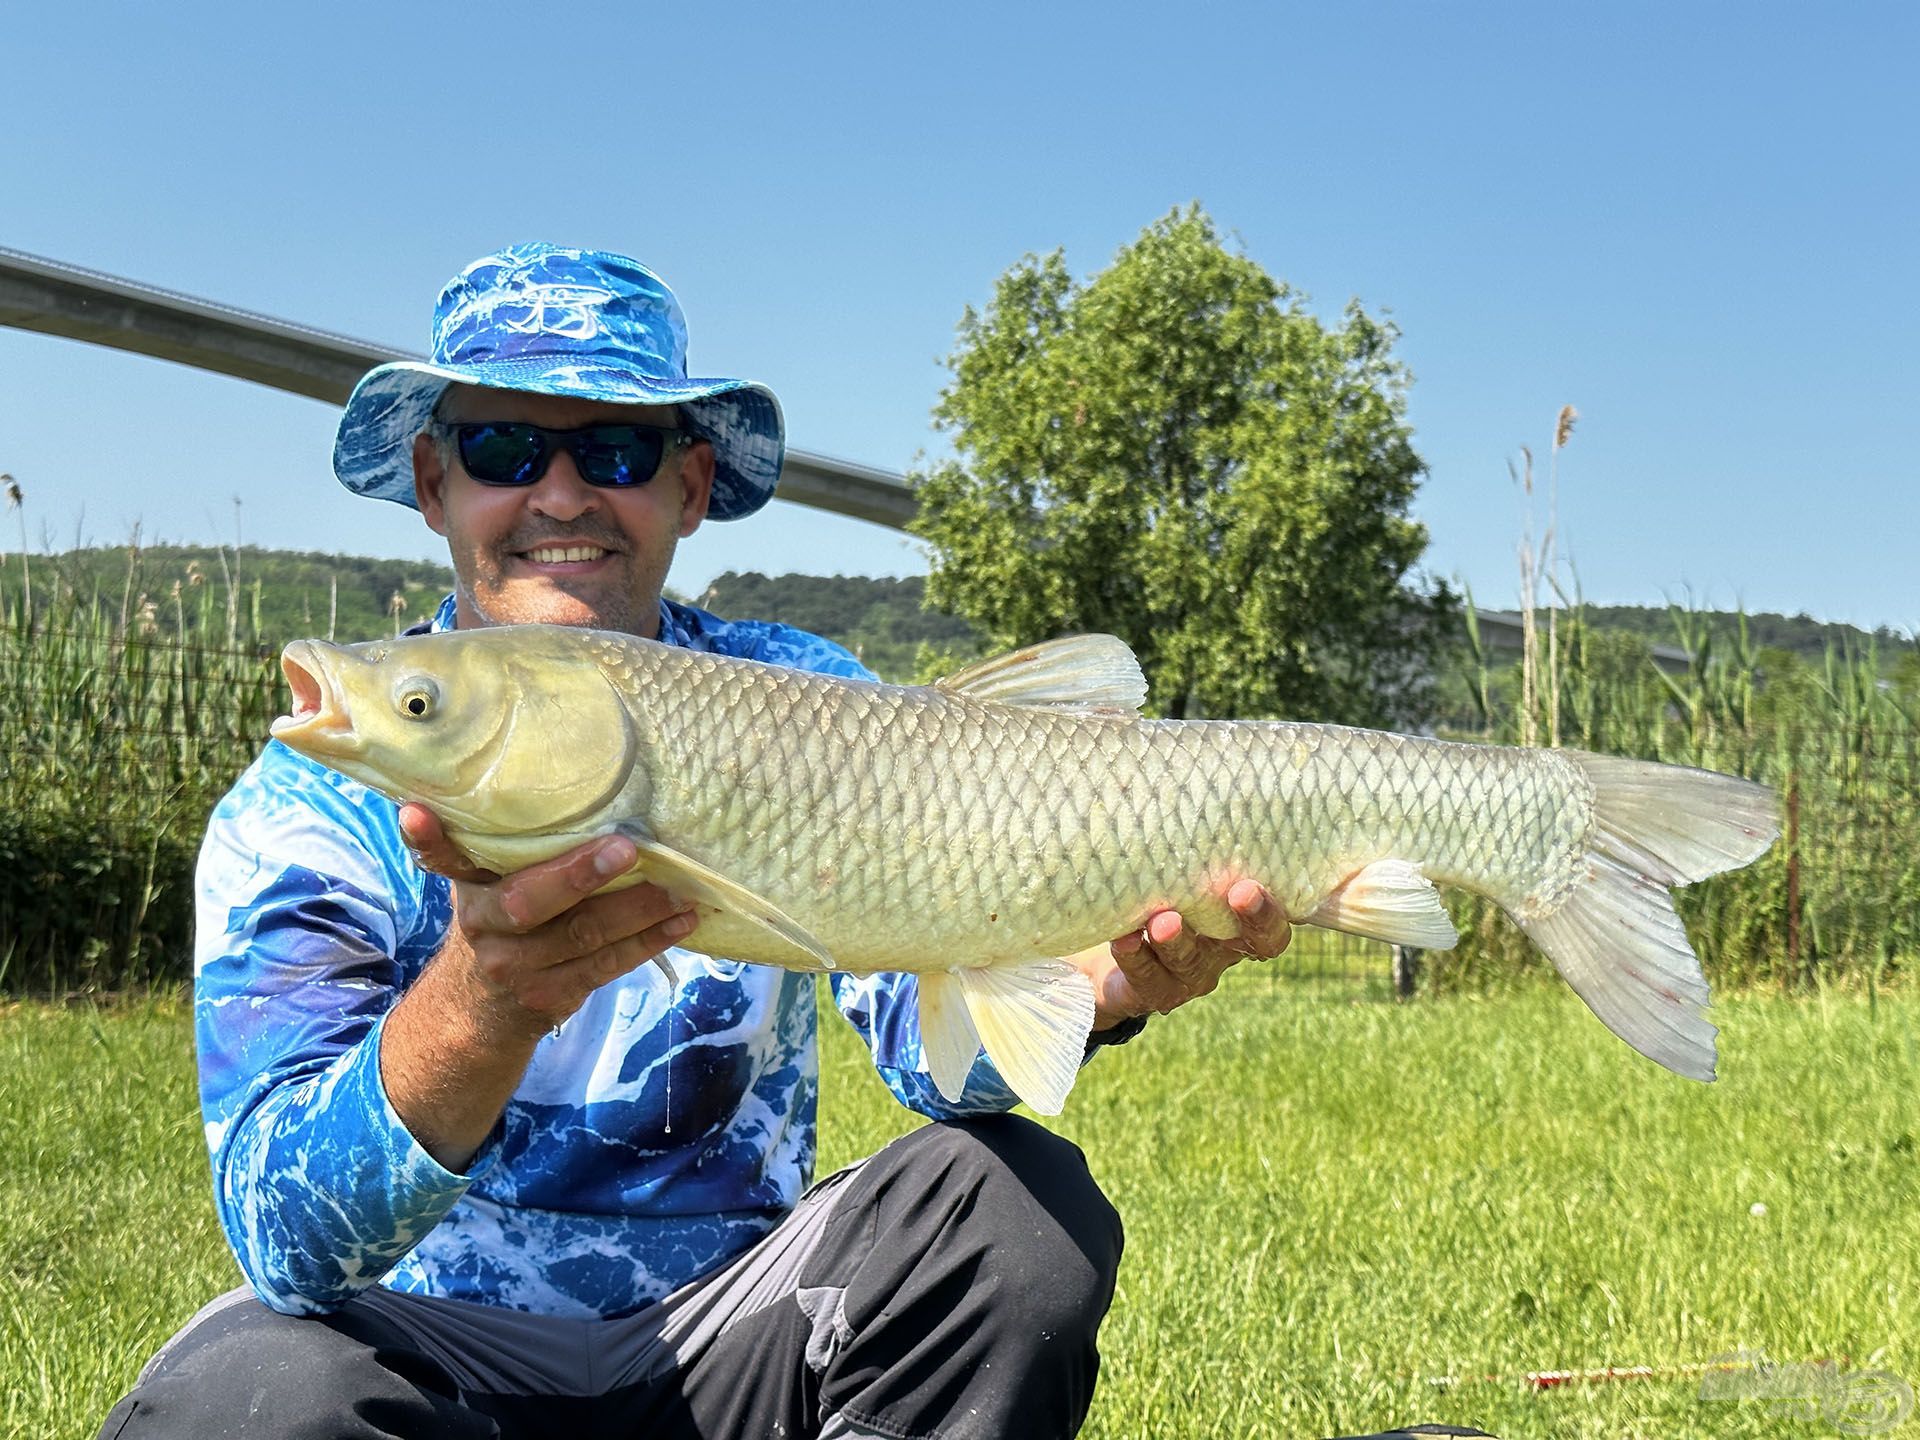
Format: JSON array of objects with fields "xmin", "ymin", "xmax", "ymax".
[
  {"xmin": 626, "ymin": 652, "xmax": 1595, "ymax": 966},
  {"xmin": 272, "ymin": 626, "xmax": 1779, "ymax": 1114}
]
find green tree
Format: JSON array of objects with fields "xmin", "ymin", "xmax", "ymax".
[{"xmin": 910, "ymin": 206, "xmax": 1452, "ymax": 724}]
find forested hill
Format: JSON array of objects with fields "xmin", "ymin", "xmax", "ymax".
[
  {"xmin": 690, "ymin": 581, "xmax": 1906, "ymax": 674},
  {"xmin": 1570, "ymin": 604, "xmax": 1906, "ymax": 665},
  {"xmin": 687, "ymin": 571, "xmax": 979, "ymax": 680},
  {"xmin": 13, "ymin": 549, "xmax": 979, "ymax": 673},
  {"xmin": 20, "ymin": 545, "xmax": 457, "ymax": 643},
  {"xmin": 695, "ymin": 580, "xmax": 1910, "ymax": 677},
  {"xmin": 13, "ymin": 547, "xmax": 1899, "ymax": 674}
]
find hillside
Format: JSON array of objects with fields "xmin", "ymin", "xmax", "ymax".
[
  {"xmin": 687, "ymin": 571, "xmax": 979, "ymax": 680},
  {"xmin": 12, "ymin": 545, "xmax": 455, "ymax": 644},
  {"xmin": 1567, "ymin": 603, "xmax": 1906, "ymax": 666},
  {"xmin": 3, "ymin": 550, "xmax": 977, "ymax": 676},
  {"xmin": 692, "ymin": 579, "xmax": 1909, "ymax": 677},
  {"xmin": 8, "ymin": 546, "xmax": 1904, "ymax": 677}
]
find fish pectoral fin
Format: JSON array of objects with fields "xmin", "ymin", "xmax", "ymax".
[
  {"xmin": 957, "ymin": 960, "xmax": 1097, "ymax": 1115},
  {"xmin": 1307, "ymin": 859, "xmax": 1460, "ymax": 949},
  {"xmin": 650, "ymin": 951, "xmax": 681, "ymax": 991},
  {"xmin": 935, "ymin": 635, "xmax": 1148, "ymax": 715},
  {"xmin": 916, "ymin": 971, "xmax": 983, "ymax": 1102},
  {"xmin": 617, "ymin": 828, "xmax": 836, "ymax": 969}
]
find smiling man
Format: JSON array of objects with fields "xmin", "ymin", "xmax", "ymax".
[
  {"xmin": 98, "ymin": 244, "xmax": 1290, "ymax": 1440},
  {"xmin": 418, "ymin": 390, "xmax": 701, "ymax": 636}
]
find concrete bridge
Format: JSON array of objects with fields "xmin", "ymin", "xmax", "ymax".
[
  {"xmin": 0, "ymin": 244, "xmax": 1687, "ymax": 672},
  {"xmin": 0, "ymin": 244, "xmax": 916, "ymax": 531}
]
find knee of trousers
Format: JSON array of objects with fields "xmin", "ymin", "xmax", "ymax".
[
  {"xmin": 106, "ymin": 1296, "xmax": 456, "ymax": 1437},
  {"xmin": 868, "ymin": 1115, "xmax": 1124, "ymax": 1324}
]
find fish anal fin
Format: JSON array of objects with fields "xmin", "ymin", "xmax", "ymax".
[
  {"xmin": 1307, "ymin": 859, "xmax": 1460, "ymax": 949},
  {"xmin": 935, "ymin": 635, "xmax": 1147, "ymax": 715},
  {"xmin": 616, "ymin": 826, "xmax": 835, "ymax": 970},
  {"xmin": 917, "ymin": 971, "xmax": 983, "ymax": 1102},
  {"xmin": 958, "ymin": 960, "xmax": 1096, "ymax": 1115}
]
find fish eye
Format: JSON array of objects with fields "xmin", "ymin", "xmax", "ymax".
[{"xmin": 396, "ymin": 678, "xmax": 439, "ymax": 720}]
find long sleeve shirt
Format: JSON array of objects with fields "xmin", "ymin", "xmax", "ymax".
[{"xmin": 194, "ymin": 595, "xmax": 1020, "ymax": 1320}]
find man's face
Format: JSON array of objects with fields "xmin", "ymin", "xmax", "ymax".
[{"xmin": 413, "ymin": 385, "xmax": 714, "ymax": 638}]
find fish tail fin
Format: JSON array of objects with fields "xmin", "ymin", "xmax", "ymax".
[{"xmin": 1516, "ymin": 752, "xmax": 1778, "ymax": 1082}]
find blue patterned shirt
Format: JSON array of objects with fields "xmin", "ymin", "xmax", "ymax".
[{"xmin": 195, "ymin": 595, "xmax": 1019, "ymax": 1320}]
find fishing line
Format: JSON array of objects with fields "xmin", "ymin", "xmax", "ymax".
[{"xmin": 663, "ymin": 972, "xmax": 675, "ymax": 1136}]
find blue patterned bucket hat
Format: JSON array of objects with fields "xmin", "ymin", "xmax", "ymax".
[{"xmin": 333, "ymin": 243, "xmax": 783, "ymax": 521}]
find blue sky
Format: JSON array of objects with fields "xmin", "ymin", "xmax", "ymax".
[{"xmin": 3, "ymin": 2, "xmax": 1914, "ymax": 630}]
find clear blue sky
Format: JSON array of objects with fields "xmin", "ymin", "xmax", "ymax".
[{"xmin": 4, "ymin": 2, "xmax": 1914, "ymax": 630}]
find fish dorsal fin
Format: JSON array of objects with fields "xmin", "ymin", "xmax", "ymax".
[
  {"xmin": 1306, "ymin": 859, "xmax": 1460, "ymax": 950},
  {"xmin": 915, "ymin": 970, "xmax": 983, "ymax": 1102},
  {"xmin": 955, "ymin": 960, "xmax": 1096, "ymax": 1114},
  {"xmin": 934, "ymin": 635, "xmax": 1148, "ymax": 715},
  {"xmin": 617, "ymin": 827, "xmax": 836, "ymax": 969}
]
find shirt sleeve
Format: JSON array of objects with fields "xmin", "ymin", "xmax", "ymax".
[
  {"xmin": 827, "ymin": 971, "xmax": 1023, "ymax": 1117},
  {"xmin": 195, "ymin": 742, "xmax": 489, "ymax": 1315}
]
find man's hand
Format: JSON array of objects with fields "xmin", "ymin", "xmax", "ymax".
[
  {"xmin": 1071, "ymin": 879, "xmax": 1290, "ymax": 1034},
  {"xmin": 397, "ymin": 805, "xmax": 695, "ymax": 1036},
  {"xmin": 380, "ymin": 805, "xmax": 698, "ymax": 1170}
]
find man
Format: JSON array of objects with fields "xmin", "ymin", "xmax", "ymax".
[{"xmin": 100, "ymin": 243, "xmax": 1290, "ymax": 1439}]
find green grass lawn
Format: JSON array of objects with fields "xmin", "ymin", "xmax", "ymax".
[{"xmin": 6, "ymin": 975, "xmax": 1917, "ymax": 1438}]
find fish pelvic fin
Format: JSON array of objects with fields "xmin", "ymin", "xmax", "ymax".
[
  {"xmin": 935, "ymin": 635, "xmax": 1147, "ymax": 715},
  {"xmin": 1306, "ymin": 859, "xmax": 1460, "ymax": 949},
  {"xmin": 617, "ymin": 827, "xmax": 836, "ymax": 969},
  {"xmin": 916, "ymin": 971, "xmax": 983, "ymax": 1102},
  {"xmin": 1520, "ymin": 753, "xmax": 1779, "ymax": 1083},
  {"xmin": 949, "ymin": 960, "xmax": 1097, "ymax": 1115}
]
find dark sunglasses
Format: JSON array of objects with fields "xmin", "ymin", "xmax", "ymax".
[{"xmin": 432, "ymin": 421, "xmax": 695, "ymax": 489}]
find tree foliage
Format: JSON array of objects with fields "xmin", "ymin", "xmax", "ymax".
[{"xmin": 910, "ymin": 207, "xmax": 1452, "ymax": 724}]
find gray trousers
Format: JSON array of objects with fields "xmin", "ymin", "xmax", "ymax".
[{"xmin": 98, "ymin": 1116, "xmax": 1122, "ymax": 1440}]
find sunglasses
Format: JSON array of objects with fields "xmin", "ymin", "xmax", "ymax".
[{"xmin": 432, "ymin": 421, "xmax": 695, "ymax": 489}]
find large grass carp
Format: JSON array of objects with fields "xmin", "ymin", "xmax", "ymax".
[{"xmin": 271, "ymin": 626, "xmax": 1777, "ymax": 1114}]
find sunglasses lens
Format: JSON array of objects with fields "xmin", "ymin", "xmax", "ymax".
[
  {"xmin": 450, "ymin": 423, "xmax": 676, "ymax": 488},
  {"xmin": 573, "ymin": 426, "xmax": 667, "ymax": 487},
  {"xmin": 456, "ymin": 424, "xmax": 549, "ymax": 486}
]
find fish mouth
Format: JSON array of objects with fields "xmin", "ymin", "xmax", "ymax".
[{"xmin": 270, "ymin": 640, "xmax": 365, "ymax": 755}]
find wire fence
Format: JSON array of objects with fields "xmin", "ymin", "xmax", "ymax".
[{"xmin": 4, "ymin": 598, "xmax": 1919, "ymax": 998}]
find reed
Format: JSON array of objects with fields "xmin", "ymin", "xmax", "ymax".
[
  {"xmin": 2, "ymin": 531, "xmax": 1912, "ymax": 997},
  {"xmin": 1450, "ymin": 592, "xmax": 1918, "ymax": 991},
  {"xmin": 0, "ymin": 550, "xmax": 282, "ymax": 992}
]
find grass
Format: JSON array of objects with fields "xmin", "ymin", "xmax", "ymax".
[{"xmin": 7, "ymin": 974, "xmax": 1916, "ymax": 1439}]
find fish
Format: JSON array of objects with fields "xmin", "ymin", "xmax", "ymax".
[{"xmin": 270, "ymin": 625, "xmax": 1779, "ymax": 1115}]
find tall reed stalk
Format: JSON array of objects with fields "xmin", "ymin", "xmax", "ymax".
[
  {"xmin": 1451, "ymin": 589, "xmax": 1918, "ymax": 992},
  {"xmin": 0, "ymin": 551, "xmax": 282, "ymax": 993}
]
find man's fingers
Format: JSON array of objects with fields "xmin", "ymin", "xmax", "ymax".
[
  {"xmin": 1145, "ymin": 910, "xmax": 1203, "ymax": 975},
  {"xmin": 1226, "ymin": 880, "xmax": 1291, "ymax": 960},
  {"xmin": 486, "ymin": 836, "xmax": 639, "ymax": 932},
  {"xmin": 521, "ymin": 910, "xmax": 699, "ymax": 1013},
  {"xmin": 1097, "ymin": 884, "xmax": 1288, "ymax": 1026},
  {"xmin": 1111, "ymin": 914, "xmax": 1194, "ymax": 1014},
  {"xmin": 398, "ymin": 803, "xmax": 499, "ymax": 883}
]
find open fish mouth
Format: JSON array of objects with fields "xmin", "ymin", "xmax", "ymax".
[{"xmin": 270, "ymin": 640, "xmax": 364, "ymax": 754}]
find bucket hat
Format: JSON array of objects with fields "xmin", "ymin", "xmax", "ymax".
[{"xmin": 333, "ymin": 243, "xmax": 783, "ymax": 521}]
